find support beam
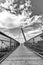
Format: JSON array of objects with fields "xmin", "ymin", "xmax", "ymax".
[
  {"xmin": 33, "ymin": 38, "xmax": 34, "ymax": 45},
  {"xmin": 21, "ymin": 28, "xmax": 27, "ymax": 42},
  {"xmin": 1, "ymin": 41, "xmax": 3, "ymax": 49},
  {"xmin": 10, "ymin": 39, "xmax": 12, "ymax": 49}
]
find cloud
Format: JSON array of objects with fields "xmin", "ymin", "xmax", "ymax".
[
  {"xmin": 0, "ymin": 9, "xmax": 42, "ymax": 29},
  {"xmin": 0, "ymin": 10, "xmax": 26, "ymax": 28}
]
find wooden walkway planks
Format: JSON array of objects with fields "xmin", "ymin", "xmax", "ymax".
[{"xmin": 1, "ymin": 44, "xmax": 43, "ymax": 65}]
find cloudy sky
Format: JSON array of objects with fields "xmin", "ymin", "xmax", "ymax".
[
  {"xmin": 0, "ymin": 0, "xmax": 43, "ymax": 43},
  {"xmin": 0, "ymin": 10, "xmax": 26, "ymax": 28},
  {"xmin": 0, "ymin": 0, "xmax": 43, "ymax": 29},
  {"xmin": 0, "ymin": 0, "xmax": 28, "ymax": 28},
  {"xmin": 31, "ymin": 0, "xmax": 43, "ymax": 16}
]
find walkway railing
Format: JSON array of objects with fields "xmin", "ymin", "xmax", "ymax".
[
  {"xmin": 24, "ymin": 33, "xmax": 43, "ymax": 57},
  {"xmin": 0, "ymin": 31, "xmax": 20, "ymax": 63}
]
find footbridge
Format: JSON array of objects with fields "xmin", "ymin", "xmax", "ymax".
[{"xmin": 0, "ymin": 29, "xmax": 43, "ymax": 65}]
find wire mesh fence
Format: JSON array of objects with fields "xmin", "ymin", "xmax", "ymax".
[
  {"xmin": 24, "ymin": 33, "xmax": 43, "ymax": 56},
  {"xmin": 0, "ymin": 31, "xmax": 20, "ymax": 63}
]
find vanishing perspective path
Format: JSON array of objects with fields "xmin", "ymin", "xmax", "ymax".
[{"xmin": 1, "ymin": 44, "xmax": 43, "ymax": 65}]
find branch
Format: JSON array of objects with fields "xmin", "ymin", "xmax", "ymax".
[
  {"xmin": 0, "ymin": 5, "xmax": 17, "ymax": 15},
  {"xmin": 0, "ymin": 5, "xmax": 11, "ymax": 11}
]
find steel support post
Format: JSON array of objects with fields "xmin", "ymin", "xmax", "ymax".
[
  {"xmin": 33, "ymin": 38, "xmax": 35, "ymax": 45},
  {"xmin": 21, "ymin": 28, "xmax": 27, "ymax": 42},
  {"xmin": 1, "ymin": 41, "xmax": 2, "ymax": 51},
  {"xmin": 10, "ymin": 39, "xmax": 12, "ymax": 49}
]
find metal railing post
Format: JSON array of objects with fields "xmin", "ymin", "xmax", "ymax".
[
  {"xmin": 1, "ymin": 40, "xmax": 3, "ymax": 51},
  {"xmin": 33, "ymin": 38, "xmax": 34, "ymax": 45},
  {"xmin": 10, "ymin": 39, "xmax": 12, "ymax": 49}
]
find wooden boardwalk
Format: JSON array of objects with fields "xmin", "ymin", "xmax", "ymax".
[{"xmin": 1, "ymin": 44, "xmax": 43, "ymax": 65}]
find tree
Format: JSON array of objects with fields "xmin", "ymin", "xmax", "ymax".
[{"xmin": 0, "ymin": 0, "xmax": 32, "ymax": 17}]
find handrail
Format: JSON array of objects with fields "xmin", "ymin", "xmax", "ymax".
[
  {"xmin": 28, "ymin": 33, "xmax": 43, "ymax": 41},
  {"xmin": 0, "ymin": 31, "xmax": 14, "ymax": 40},
  {"xmin": 0, "ymin": 31, "xmax": 19, "ymax": 42},
  {"xmin": 0, "ymin": 31, "xmax": 20, "ymax": 48},
  {"xmin": 0, "ymin": 31, "xmax": 20, "ymax": 64}
]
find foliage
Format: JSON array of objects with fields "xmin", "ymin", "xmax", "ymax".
[{"xmin": 0, "ymin": 0, "xmax": 32, "ymax": 17}]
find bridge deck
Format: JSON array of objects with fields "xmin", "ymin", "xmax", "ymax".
[{"xmin": 1, "ymin": 44, "xmax": 43, "ymax": 65}]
